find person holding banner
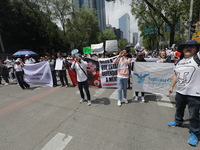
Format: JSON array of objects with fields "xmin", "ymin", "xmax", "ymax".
[
  {"xmin": 168, "ymin": 40, "xmax": 200, "ymax": 147},
  {"xmin": 71, "ymin": 54, "xmax": 91, "ymax": 106},
  {"xmin": 55, "ymin": 52, "xmax": 69, "ymax": 87},
  {"xmin": 14, "ymin": 58, "xmax": 30, "ymax": 89},
  {"xmin": 113, "ymin": 50, "xmax": 132, "ymax": 107},
  {"xmin": 134, "ymin": 52, "xmax": 147, "ymax": 102}
]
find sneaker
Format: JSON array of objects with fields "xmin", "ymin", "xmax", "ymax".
[
  {"xmin": 141, "ymin": 97, "xmax": 145, "ymax": 102},
  {"xmin": 117, "ymin": 101, "xmax": 121, "ymax": 107},
  {"xmin": 4, "ymin": 83, "xmax": 9, "ymax": 85},
  {"xmin": 134, "ymin": 96, "xmax": 138, "ymax": 101},
  {"xmin": 80, "ymin": 99, "xmax": 84, "ymax": 103},
  {"xmin": 168, "ymin": 121, "xmax": 182, "ymax": 127},
  {"xmin": 87, "ymin": 100, "xmax": 91, "ymax": 106},
  {"xmin": 123, "ymin": 98, "xmax": 128, "ymax": 104},
  {"xmin": 188, "ymin": 133, "xmax": 198, "ymax": 146}
]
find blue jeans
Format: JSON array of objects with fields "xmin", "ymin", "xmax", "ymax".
[
  {"xmin": 117, "ymin": 77, "xmax": 128, "ymax": 101},
  {"xmin": 175, "ymin": 92, "xmax": 200, "ymax": 136}
]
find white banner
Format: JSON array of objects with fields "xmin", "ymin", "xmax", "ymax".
[
  {"xmin": 91, "ymin": 43, "xmax": 104, "ymax": 54},
  {"xmin": 99, "ymin": 56, "xmax": 118, "ymax": 88},
  {"xmin": 23, "ymin": 61, "xmax": 53, "ymax": 87},
  {"xmin": 132, "ymin": 62, "xmax": 176, "ymax": 95},
  {"xmin": 105, "ymin": 40, "xmax": 118, "ymax": 52}
]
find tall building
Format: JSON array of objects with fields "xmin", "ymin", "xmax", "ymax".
[
  {"xmin": 72, "ymin": 0, "xmax": 106, "ymax": 31},
  {"xmin": 133, "ymin": 32, "xmax": 138, "ymax": 46},
  {"xmin": 119, "ymin": 13, "xmax": 130, "ymax": 42}
]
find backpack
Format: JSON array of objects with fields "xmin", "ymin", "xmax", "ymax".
[{"xmin": 175, "ymin": 53, "xmax": 200, "ymax": 67}]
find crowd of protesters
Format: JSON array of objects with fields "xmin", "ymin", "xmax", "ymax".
[{"xmin": 0, "ymin": 39, "xmax": 199, "ymax": 147}]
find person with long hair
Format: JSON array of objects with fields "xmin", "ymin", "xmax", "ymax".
[{"xmin": 113, "ymin": 50, "xmax": 132, "ymax": 107}]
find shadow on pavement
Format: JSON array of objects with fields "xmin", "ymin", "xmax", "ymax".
[{"xmin": 92, "ymin": 97, "xmax": 111, "ymax": 106}]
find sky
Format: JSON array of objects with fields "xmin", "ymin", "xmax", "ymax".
[{"xmin": 105, "ymin": 0, "xmax": 139, "ymax": 33}]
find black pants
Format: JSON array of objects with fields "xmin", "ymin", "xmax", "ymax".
[
  {"xmin": 135, "ymin": 92, "xmax": 145, "ymax": 97},
  {"xmin": 78, "ymin": 80, "xmax": 91, "ymax": 100},
  {"xmin": 58, "ymin": 70, "xmax": 68, "ymax": 86},
  {"xmin": 15, "ymin": 71, "xmax": 29, "ymax": 89},
  {"xmin": 175, "ymin": 92, "xmax": 200, "ymax": 136}
]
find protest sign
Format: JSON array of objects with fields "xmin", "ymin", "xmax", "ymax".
[
  {"xmin": 105, "ymin": 40, "xmax": 118, "ymax": 52},
  {"xmin": 83, "ymin": 47, "xmax": 91, "ymax": 54},
  {"xmin": 132, "ymin": 62, "xmax": 175, "ymax": 95},
  {"xmin": 23, "ymin": 61, "xmax": 53, "ymax": 87},
  {"xmin": 99, "ymin": 56, "xmax": 118, "ymax": 88},
  {"xmin": 91, "ymin": 43, "xmax": 104, "ymax": 54}
]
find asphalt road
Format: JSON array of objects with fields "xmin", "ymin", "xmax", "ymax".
[{"xmin": 0, "ymin": 81, "xmax": 198, "ymax": 150}]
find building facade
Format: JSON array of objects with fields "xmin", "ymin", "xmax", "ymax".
[
  {"xmin": 72, "ymin": 0, "xmax": 106, "ymax": 31},
  {"xmin": 133, "ymin": 32, "xmax": 138, "ymax": 46},
  {"xmin": 119, "ymin": 13, "xmax": 130, "ymax": 42}
]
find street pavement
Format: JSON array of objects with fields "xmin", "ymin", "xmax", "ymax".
[{"xmin": 0, "ymin": 81, "xmax": 198, "ymax": 150}]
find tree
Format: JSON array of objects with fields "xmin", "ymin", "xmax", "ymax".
[
  {"xmin": 131, "ymin": 0, "xmax": 190, "ymax": 47},
  {"xmin": 118, "ymin": 39, "xmax": 129, "ymax": 50},
  {"xmin": 37, "ymin": 0, "xmax": 73, "ymax": 35},
  {"xmin": 65, "ymin": 8, "xmax": 100, "ymax": 52},
  {"xmin": 98, "ymin": 28, "xmax": 116, "ymax": 43}
]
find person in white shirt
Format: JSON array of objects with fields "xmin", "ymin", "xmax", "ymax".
[
  {"xmin": 14, "ymin": 58, "xmax": 30, "ymax": 89},
  {"xmin": 55, "ymin": 52, "xmax": 69, "ymax": 87},
  {"xmin": 71, "ymin": 54, "xmax": 91, "ymax": 106},
  {"xmin": 168, "ymin": 40, "xmax": 200, "ymax": 147},
  {"xmin": 24, "ymin": 54, "xmax": 36, "ymax": 64}
]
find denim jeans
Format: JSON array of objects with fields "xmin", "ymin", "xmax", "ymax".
[
  {"xmin": 175, "ymin": 92, "xmax": 200, "ymax": 136},
  {"xmin": 117, "ymin": 77, "xmax": 128, "ymax": 101},
  {"xmin": 78, "ymin": 80, "xmax": 91, "ymax": 100}
]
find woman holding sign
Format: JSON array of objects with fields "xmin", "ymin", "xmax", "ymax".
[{"xmin": 113, "ymin": 50, "xmax": 132, "ymax": 107}]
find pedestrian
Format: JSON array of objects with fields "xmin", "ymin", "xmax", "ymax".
[
  {"xmin": 55, "ymin": 52, "xmax": 69, "ymax": 87},
  {"xmin": 13, "ymin": 58, "xmax": 30, "ymax": 89},
  {"xmin": 168, "ymin": 39, "xmax": 200, "ymax": 147},
  {"xmin": 47, "ymin": 55, "xmax": 57, "ymax": 87},
  {"xmin": 71, "ymin": 54, "xmax": 91, "ymax": 106},
  {"xmin": 0, "ymin": 60, "xmax": 9, "ymax": 85},
  {"xmin": 133, "ymin": 51, "xmax": 147, "ymax": 102},
  {"xmin": 113, "ymin": 50, "xmax": 132, "ymax": 107}
]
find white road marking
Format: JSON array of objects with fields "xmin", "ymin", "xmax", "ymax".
[
  {"xmin": 94, "ymin": 89, "xmax": 105, "ymax": 97},
  {"xmin": 156, "ymin": 94, "xmax": 174, "ymax": 108},
  {"xmin": 41, "ymin": 132, "xmax": 73, "ymax": 150},
  {"xmin": 109, "ymin": 89, "xmax": 118, "ymax": 100}
]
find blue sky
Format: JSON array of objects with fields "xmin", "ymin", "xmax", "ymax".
[{"xmin": 105, "ymin": 0, "xmax": 138, "ymax": 32}]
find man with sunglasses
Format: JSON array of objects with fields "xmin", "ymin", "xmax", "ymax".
[{"xmin": 168, "ymin": 40, "xmax": 200, "ymax": 147}]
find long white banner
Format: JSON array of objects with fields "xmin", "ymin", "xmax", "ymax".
[
  {"xmin": 23, "ymin": 61, "xmax": 53, "ymax": 87},
  {"xmin": 132, "ymin": 62, "xmax": 176, "ymax": 95}
]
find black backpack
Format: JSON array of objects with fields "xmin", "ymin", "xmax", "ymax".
[{"xmin": 175, "ymin": 53, "xmax": 200, "ymax": 67}]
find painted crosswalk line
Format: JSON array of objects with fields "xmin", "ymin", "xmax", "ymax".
[{"xmin": 41, "ymin": 132, "xmax": 73, "ymax": 150}]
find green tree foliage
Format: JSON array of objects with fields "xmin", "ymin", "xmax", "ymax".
[
  {"xmin": 118, "ymin": 39, "xmax": 129, "ymax": 50},
  {"xmin": 65, "ymin": 8, "xmax": 100, "ymax": 53},
  {"xmin": 0, "ymin": 0, "xmax": 64, "ymax": 53},
  {"xmin": 98, "ymin": 28, "xmax": 116, "ymax": 43},
  {"xmin": 37, "ymin": 0, "xmax": 73, "ymax": 35},
  {"xmin": 131, "ymin": 0, "xmax": 190, "ymax": 48}
]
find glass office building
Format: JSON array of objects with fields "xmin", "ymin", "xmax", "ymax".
[{"xmin": 72, "ymin": 0, "xmax": 106, "ymax": 31}]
